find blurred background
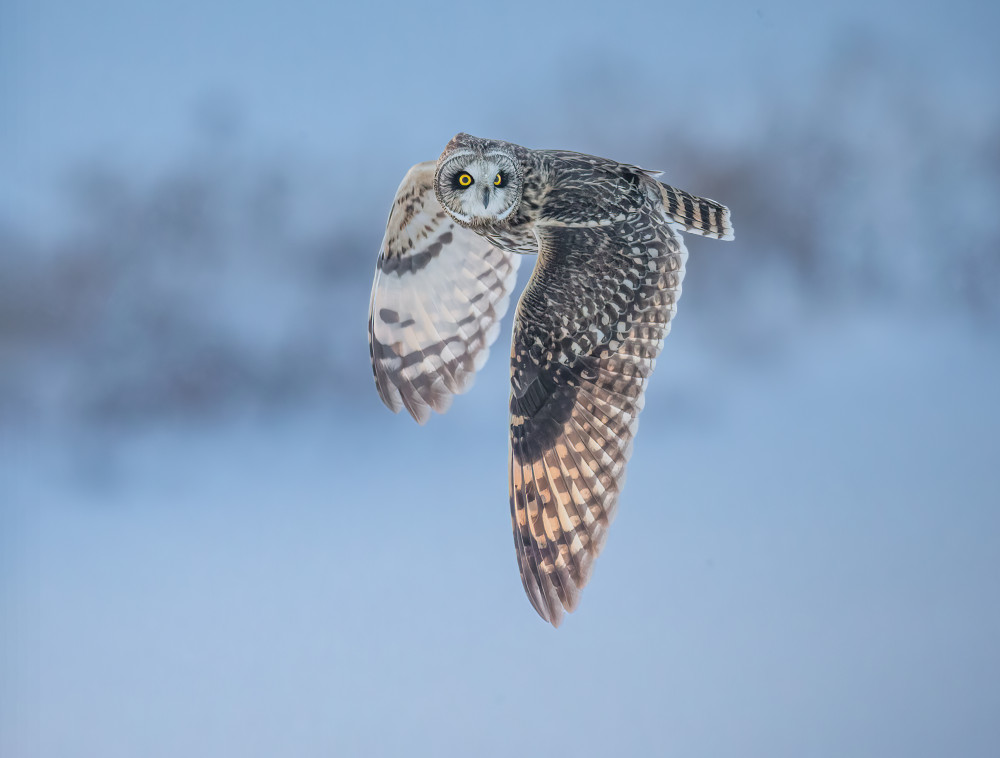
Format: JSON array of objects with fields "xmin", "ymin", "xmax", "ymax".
[{"xmin": 2, "ymin": 1, "xmax": 999, "ymax": 756}]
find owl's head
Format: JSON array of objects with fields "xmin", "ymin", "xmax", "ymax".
[{"xmin": 434, "ymin": 133, "xmax": 523, "ymax": 227}]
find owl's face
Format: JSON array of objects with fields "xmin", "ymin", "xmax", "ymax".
[{"xmin": 434, "ymin": 145, "xmax": 522, "ymax": 227}]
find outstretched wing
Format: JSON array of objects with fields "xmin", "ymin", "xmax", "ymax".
[
  {"xmin": 508, "ymin": 203, "xmax": 689, "ymax": 627},
  {"xmin": 368, "ymin": 162, "xmax": 521, "ymax": 423}
]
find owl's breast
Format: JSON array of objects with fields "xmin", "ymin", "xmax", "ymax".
[
  {"xmin": 480, "ymin": 218, "xmax": 539, "ymax": 256},
  {"xmin": 482, "ymin": 229, "xmax": 538, "ymax": 255}
]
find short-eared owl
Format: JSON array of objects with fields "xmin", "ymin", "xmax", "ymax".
[{"xmin": 368, "ymin": 133, "xmax": 733, "ymax": 626}]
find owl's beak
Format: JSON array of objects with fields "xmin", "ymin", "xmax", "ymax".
[{"xmin": 482, "ymin": 187, "xmax": 491, "ymax": 208}]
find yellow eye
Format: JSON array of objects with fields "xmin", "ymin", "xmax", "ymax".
[
  {"xmin": 494, "ymin": 173, "xmax": 503, "ymax": 186},
  {"xmin": 458, "ymin": 172, "xmax": 473, "ymax": 187}
]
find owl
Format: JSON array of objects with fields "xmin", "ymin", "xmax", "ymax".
[{"xmin": 368, "ymin": 133, "xmax": 733, "ymax": 626}]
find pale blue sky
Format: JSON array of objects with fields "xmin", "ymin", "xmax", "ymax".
[
  {"xmin": 3, "ymin": 0, "xmax": 998, "ymax": 238},
  {"xmin": 3, "ymin": 2, "xmax": 1000, "ymax": 756}
]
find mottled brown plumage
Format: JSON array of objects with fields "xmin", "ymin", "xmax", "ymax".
[{"xmin": 368, "ymin": 134, "xmax": 733, "ymax": 626}]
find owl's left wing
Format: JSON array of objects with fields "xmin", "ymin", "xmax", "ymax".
[
  {"xmin": 369, "ymin": 162, "xmax": 521, "ymax": 423},
  {"xmin": 508, "ymin": 207, "xmax": 689, "ymax": 627}
]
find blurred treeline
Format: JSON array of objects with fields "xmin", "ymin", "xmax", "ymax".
[{"xmin": 2, "ymin": 53, "xmax": 998, "ymax": 428}]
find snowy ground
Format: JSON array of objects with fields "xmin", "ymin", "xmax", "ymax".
[{"xmin": 3, "ymin": 309, "xmax": 998, "ymax": 757}]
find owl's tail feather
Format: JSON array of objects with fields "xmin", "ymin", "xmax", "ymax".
[{"xmin": 659, "ymin": 183, "xmax": 734, "ymax": 241}]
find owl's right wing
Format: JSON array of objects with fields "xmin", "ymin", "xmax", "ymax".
[
  {"xmin": 508, "ymin": 210, "xmax": 690, "ymax": 627},
  {"xmin": 368, "ymin": 161, "xmax": 521, "ymax": 423}
]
